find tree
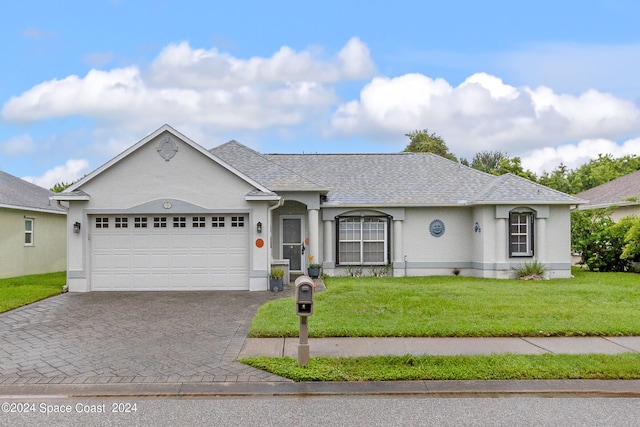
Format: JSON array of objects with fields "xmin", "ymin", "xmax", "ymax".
[
  {"xmin": 403, "ymin": 129, "xmax": 457, "ymax": 161},
  {"xmin": 496, "ymin": 157, "xmax": 538, "ymax": 182},
  {"xmin": 538, "ymin": 163, "xmax": 572, "ymax": 194},
  {"xmin": 51, "ymin": 182, "xmax": 74, "ymax": 193},
  {"xmin": 568, "ymin": 154, "xmax": 640, "ymax": 193},
  {"xmin": 470, "ymin": 150, "xmax": 508, "ymax": 175}
]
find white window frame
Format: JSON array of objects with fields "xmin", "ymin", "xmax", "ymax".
[
  {"xmin": 337, "ymin": 216, "xmax": 389, "ymax": 266},
  {"xmin": 24, "ymin": 218, "xmax": 34, "ymax": 246},
  {"xmin": 509, "ymin": 211, "xmax": 534, "ymax": 257}
]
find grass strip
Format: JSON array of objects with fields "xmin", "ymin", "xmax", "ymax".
[
  {"xmin": 240, "ymin": 353, "xmax": 640, "ymax": 381},
  {"xmin": 0, "ymin": 272, "xmax": 65, "ymax": 313}
]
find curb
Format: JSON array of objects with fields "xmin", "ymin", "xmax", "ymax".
[{"xmin": 2, "ymin": 380, "xmax": 640, "ymax": 398}]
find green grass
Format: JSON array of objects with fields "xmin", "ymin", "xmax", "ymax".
[
  {"xmin": 240, "ymin": 353, "xmax": 640, "ymax": 381},
  {"xmin": 249, "ymin": 268, "xmax": 640, "ymax": 338},
  {"xmin": 245, "ymin": 269, "xmax": 640, "ymax": 381},
  {"xmin": 0, "ymin": 272, "xmax": 65, "ymax": 313}
]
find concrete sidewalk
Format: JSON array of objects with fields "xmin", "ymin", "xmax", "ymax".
[{"xmin": 239, "ymin": 336, "xmax": 640, "ymax": 358}]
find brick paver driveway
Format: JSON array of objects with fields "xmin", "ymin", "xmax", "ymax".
[{"xmin": 0, "ymin": 290, "xmax": 292, "ymax": 385}]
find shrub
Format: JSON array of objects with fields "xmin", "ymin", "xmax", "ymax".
[
  {"xmin": 269, "ymin": 268, "xmax": 284, "ymax": 279},
  {"xmin": 513, "ymin": 260, "xmax": 548, "ymax": 280},
  {"xmin": 571, "ymin": 209, "xmax": 633, "ymax": 272},
  {"xmin": 621, "ymin": 216, "xmax": 640, "ymax": 262}
]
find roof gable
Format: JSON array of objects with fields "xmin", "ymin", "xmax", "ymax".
[
  {"xmin": 0, "ymin": 171, "xmax": 66, "ymax": 214},
  {"xmin": 62, "ymin": 125, "xmax": 273, "ymax": 196}
]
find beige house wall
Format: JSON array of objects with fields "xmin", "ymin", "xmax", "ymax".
[{"xmin": 0, "ymin": 208, "xmax": 66, "ymax": 279}]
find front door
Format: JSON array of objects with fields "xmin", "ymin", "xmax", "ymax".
[{"xmin": 281, "ymin": 216, "xmax": 304, "ymax": 272}]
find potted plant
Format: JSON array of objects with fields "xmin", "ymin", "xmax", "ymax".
[
  {"xmin": 307, "ymin": 255, "xmax": 321, "ymax": 279},
  {"xmin": 269, "ymin": 268, "xmax": 284, "ymax": 291}
]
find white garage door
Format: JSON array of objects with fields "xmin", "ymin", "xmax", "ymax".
[{"xmin": 90, "ymin": 214, "xmax": 249, "ymax": 291}]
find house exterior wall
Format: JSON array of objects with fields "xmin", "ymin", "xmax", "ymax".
[
  {"xmin": 65, "ymin": 133, "xmax": 273, "ymax": 291},
  {"xmin": 402, "ymin": 207, "xmax": 474, "ymax": 276},
  {"xmin": 610, "ymin": 205, "xmax": 640, "ymax": 222},
  {"xmin": 0, "ymin": 208, "xmax": 66, "ymax": 278},
  {"xmin": 314, "ymin": 203, "xmax": 573, "ymax": 279},
  {"xmin": 542, "ymin": 205, "xmax": 572, "ymax": 278}
]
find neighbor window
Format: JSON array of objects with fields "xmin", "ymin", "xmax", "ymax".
[
  {"xmin": 509, "ymin": 211, "xmax": 534, "ymax": 257},
  {"xmin": 212, "ymin": 216, "xmax": 225, "ymax": 228},
  {"xmin": 153, "ymin": 217, "xmax": 167, "ymax": 228},
  {"xmin": 115, "ymin": 217, "xmax": 128, "ymax": 228},
  {"xmin": 337, "ymin": 216, "xmax": 389, "ymax": 265},
  {"xmin": 192, "ymin": 216, "xmax": 206, "ymax": 228},
  {"xmin": 24, "ymin": 218, "xmax": 34, "ymax": 246}
]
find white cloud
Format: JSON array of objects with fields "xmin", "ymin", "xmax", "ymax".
[
  {"xmin": 1, "ymin": 38, "xmax": 373, "ymax": 134},
  {"xmin": 0, "ymin": 134, "xmax": 36, "ymax": 156},
  {"xmin": 522, "ymin": 137, "xmax": 640, "ymax": 176},
  {"xmin": 22, "ymin": 159, "xmax": 90, "ymax": 189},
  {"xmin": 147, "ymin": 37, "xmax": 375, "ymax": 88},
  {"xmin": 331, "ymin": 72, "xmax": 640, "ymax": 160},
  {"xmin": 4, "ymin": 37, "xmax": 640, "ymax": 181}
]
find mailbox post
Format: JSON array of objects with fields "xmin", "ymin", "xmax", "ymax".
[{"xmin": 294, "ymin": 275, "xmax": 314, "ymax": 366}]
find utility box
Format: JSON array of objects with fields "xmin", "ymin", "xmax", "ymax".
[{"xmin": 295, "ymin": 275, "xmax": 314, "ymax": 316}]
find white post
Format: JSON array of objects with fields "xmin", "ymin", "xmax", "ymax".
[{"xmin": 308, "ymin": 208, "xmax": 319, "ymax": 264}]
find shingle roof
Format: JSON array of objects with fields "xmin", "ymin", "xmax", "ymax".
[
  {"xmin": 575, "ymin": 169, "xmax": 640, "ymax": 208},
  {"xmin": 211, "ymin": 142, "xmax": 582, "ymax": 207},
  {"xmin": 210, "ymin": 141, "xmax": 326, "ymax": 192},
  {"xmin": 0, "ymin": 171, "xmax": 66, "ymax": 213}
]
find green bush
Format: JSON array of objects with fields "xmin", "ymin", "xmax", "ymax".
[
  {"xmin": 621, "ymin": 216, "xmax": 640, "ymax": 261},
  {"xmin": 571, "ymin": 209, "xmax": 633, "ymax": 272}
]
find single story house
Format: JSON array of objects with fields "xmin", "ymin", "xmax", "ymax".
[
  {"xmin": 0, "ymin": 171, "xmax": 67, "ymax": 278},
  {"xmin": 54, "ymin": 125, "xmax": 583, "ymax": 292},
  {"xmin": 575, "ymin": 169, "xmax": 640, "ymax": 221}
]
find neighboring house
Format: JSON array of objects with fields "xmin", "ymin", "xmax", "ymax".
[
  {"xmin": 575, "ymin": 169, "xmax": 640, "ymax": 221},
  {"xmin": 54, "ymin": 125, "xmax": 583, "ymax": 292},
  {"xmin": 0, "ymin": 171, "xmax": 67, "ymax": 279}
]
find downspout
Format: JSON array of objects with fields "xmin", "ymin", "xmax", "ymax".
[{"xmin": 267, "ymin": 197, "xmax": 284, "ymax": 269}]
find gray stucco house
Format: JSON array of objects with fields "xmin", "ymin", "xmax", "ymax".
[
  {"xmin": 0, "ymin": 171, "xmax": 67, "ymax": 278},
  {"xmin": 54, "ymin": 125, "xmax": 583, "ymax": 292}
]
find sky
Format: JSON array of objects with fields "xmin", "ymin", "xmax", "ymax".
[{"xmin": 1, "ymin": 0, "xmax": 640, "ymax": 189}]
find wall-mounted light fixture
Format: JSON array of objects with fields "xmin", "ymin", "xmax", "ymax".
[
  {"xmin": 73, "ymin": 221, "xmax": 81, "ymax": 233},
  {"xmin": 256, "ymin": 221, "xmax": 262, "ymax": 234},
  {"xmin": 474, "ymin": 222, "xmax": 481, "ymax": 233}
]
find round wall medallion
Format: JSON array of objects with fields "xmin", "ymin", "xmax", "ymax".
[
  {"xmin": 256, "ymin": 238, "xmax": 264, "ymax": 248},
  {"xmin": 429, "ymin": 219, "xmax": 445, "ymax": 237},
  {"xmin": 163, "ymin": 202, "xmax": 172, "ymax": 209},
  {"xmin": 157, "ymin": 136, "xmax": 178, "ymax": 161}
]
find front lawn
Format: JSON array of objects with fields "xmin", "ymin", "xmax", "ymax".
[
  {"xmin": 244, "ymin": 269, "xmax": 640, "ymax": 381},
  {"xmin": 249, "ymin": 269, "xmax": 640, "ymax": 338},
  {"xmin": 0, "ymin": 272, "xmax": 65, "ymax": 313}
]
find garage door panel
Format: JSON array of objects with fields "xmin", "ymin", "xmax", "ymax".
[{"xmin": 91, "ymin": 214, "xmax": 249, "ymax": 291}]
